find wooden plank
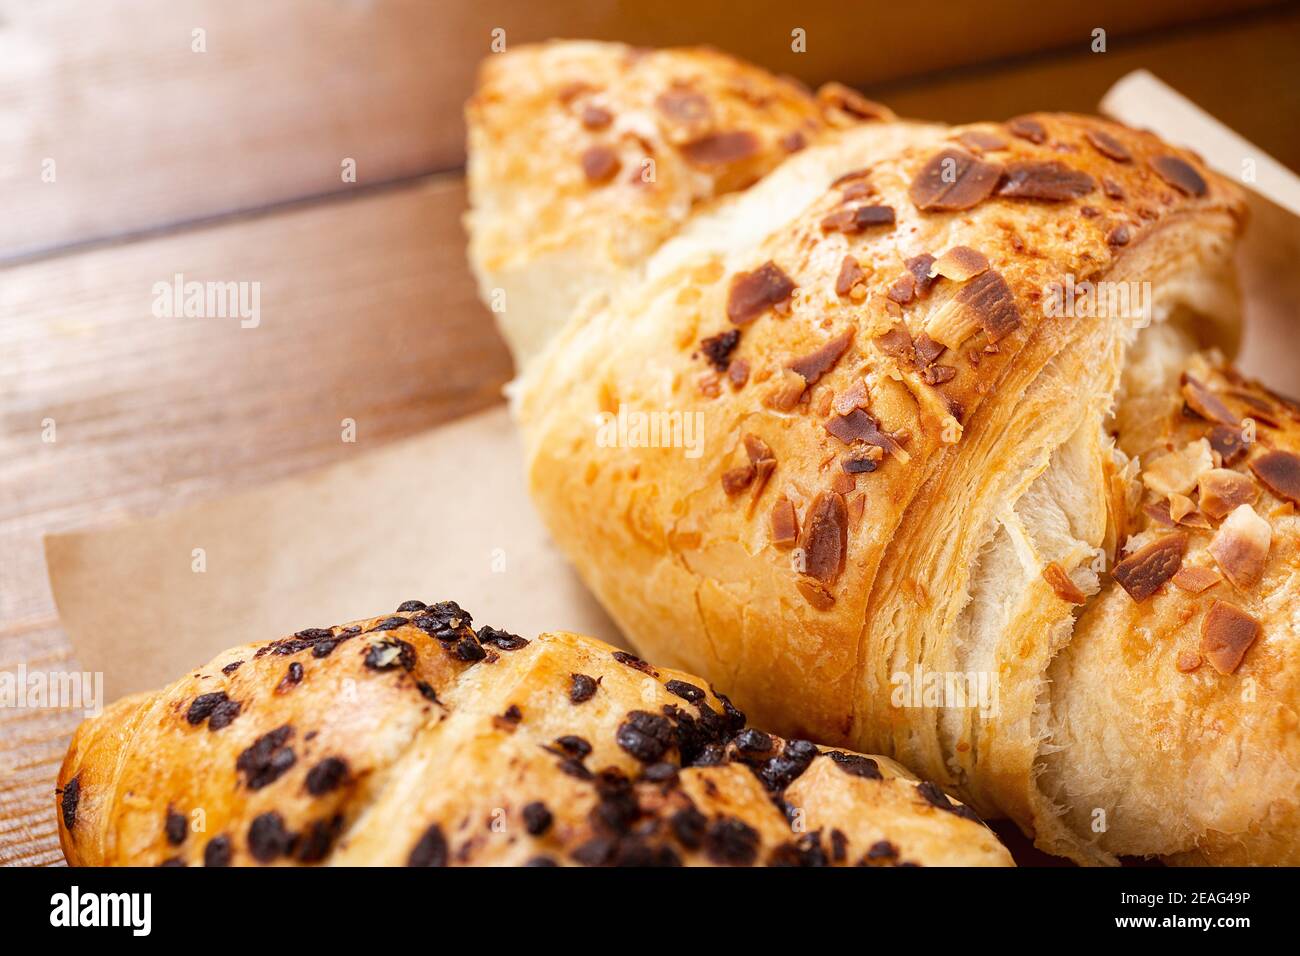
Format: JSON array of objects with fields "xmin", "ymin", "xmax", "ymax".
[
  {"xmin": 0, "ymin": 175, "xmax": 511, "ymax": 864},
  {"xmin": 0, "ymin": 0, "xmax": 1277, "ymax": 259}
]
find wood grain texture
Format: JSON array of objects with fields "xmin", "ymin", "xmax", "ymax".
[
  {"xmin": 0, "ymin": 0, "xmax": 1280, "ymax": 260},
  {"xmin": 0, "ymin": 175, "xmax": 512, "ymax": 864}
]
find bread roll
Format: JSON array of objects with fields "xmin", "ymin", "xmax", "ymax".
[
  {"xmin": 510, "ymin": 95, "xmax": 1298, "ymax": 864},
  {"xmin": 57, "ymin": 603, "xmax": 1011, "ymax": 867},
  {"xmin": 465, "ymin": 40, "xmax": 911, "ymax": 366}
]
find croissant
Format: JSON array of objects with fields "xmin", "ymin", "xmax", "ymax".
[
  {"xmin": 57, "ymin": 602, "xmax": 1011, "ymax": 867},
  {"xmin": 467, "ymin": 44, "xmax": 1300, "ymax": 865},
  {"xmin": 465, "ymin": 40, "xmax": 926, "ymax": 366}
]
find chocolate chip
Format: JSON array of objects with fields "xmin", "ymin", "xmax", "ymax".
[
  {"xmin": 207, "ymin": 697, "xmax": 241, "ymax": 731},
  {"xmin": 554, "ymin": 735, "xmax": 593, "ymax": 759},
  {"xmin": 571, "ymin": 836, "xmax": 616, "ymax": 866},
  {"xmin": 700, "ymin": 329, "xmax": 741, "ymax": 371},
  {"xmin": 295, "ymin": 816, "xmax": 342, "ymax": 863},
  {"xmin": 557, "ymin": 758, "xmax": 594, "ymax": 781},
  {"xmin": 186, "ymin": 691, "xmax": 229, "ymax": 725},
  {"xmin": 60, "ymin": 776, "xmax": 80, "ymax": 830},
  {"xmin": 522, "ymin": 801, "xmax": 553, "ymax": 836},
  {"xmin": 408, "ymin": 824, "xmax": 448, "ymax": 866},
  {"xmin": 364, "ymin": 637, "xmax": 416, "ymax": 671},
  {"xmin": 416, "ymin": 681, "xmax": 439, "ymax": 703},
  {"xmin": 867, "ymin": 839, "xmax": 898, "ymax": 860},
  {"xmin": 641, "ymin": 762, "xmax": 679, "ymax": 784},
  {"xmin": 734, "ymin": 728, "xmax": 773, "ymax": 755},
  {"xmin": 368, "ymin": 616, "xmax": 408, "ymax": 632},
  {"xmin": 611, "ymin": 650, "xmax": 658, "ymax": 676},
  {"xmin": 221, "ymin": 661, "xmax": 243, "ymax": 675},
  {"xmin": 248, "ymin": 812, "xmax": 292, "ymax": 863},
  {"xmin": 165, "ymin": 808, "xmax": 187, "ymax": 846},
  {"xmin": 203, "ymin": 835, "xmax": 232, "ymax": 867},
  {"xmin": 830, "ymin": 829, "xmax": 848, "ymax": 863},
  {"xmin": 617, "ymin": 711, "xmax": 676, "ymax": 763},
  {"xmin": 276, "ymin": 661, "xmax": 304, "ymax": 694},
  {"xmin": 759, "ymin": 739, "xmax": 819, "ymax": 791},
  {"xmin": 236, "ymin": 725, "xmax": 296, "ymax": 790},
  {"xmin": 769, "ymin": 833, "xmax": 829, "ymax": 867},
  {"xmin": 665, "ymin": 679, "xmax": 705, "ymax": 703},
  {"xmin": 412, "ymin": 601, "xmax": 473, "ymax": 638},
  {"xmin": 570, "ymin": 673, "xmax": 598, "ymax": 703},
  {"xmin": 704, "ymin": 817, "xmax": 760, "ymax": 866},
  {"xmin": 453, "ymin": 635, "xmax": 487, "ymax": 662},
  {"xmin": 827, "ymin": 751, "xmax": 882, "ymax": 779},
  {"xmin": 396, "ymin": 600, "xmax": 427, "ymax": 612},
  {"xmin": 670, "ymin": 805, "xmax": 708, "ymax": 849},
  {"xmin": 916, "ymin": 780, "xmax": 983, "ymax": 823},
  {"xmin": 305, "ymin": 757, "xmax": 348, "ymax": 796},
  {"xmin": 159, "ymin": 857, "xmax": 185, "ymax": 867},
  {"xmin": 477, "ymin": 626, "xmax": 529, "ymax": 650}
]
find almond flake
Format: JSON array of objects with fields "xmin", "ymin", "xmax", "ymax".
[
  {"xmin": 931, "ymin": 246, "xmax": 989, "ymax": 282},
  {"xmin": 1043, "ymin": 562, "xmax": 1086, "ymax": 604},
  {"xmin": 1197, "ymin": 469, "xmax": 1259, "ymax": 520},
  {"xmin": 1112, "ymin": 532, "xmax": 1187, "ymax": 602},
  {"xmin": 1172, "ymin": 566, "xmax": 1221, "ymax": 593},
  {"xmin": 1207, "ymin": 503, "xmax": 1271, "ymax": 589},
  {"xmin": 1200, "ymin": 600, "xmax": 1260, "ymax": 674}
]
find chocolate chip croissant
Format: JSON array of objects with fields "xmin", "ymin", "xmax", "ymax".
[
  {"xmin": 468, "ymin": 44, "xmax": 1300, "ymax": 864},
  {"xmin": 57, "ymin": 603, "xmax": 1011, "ymax": 866}
]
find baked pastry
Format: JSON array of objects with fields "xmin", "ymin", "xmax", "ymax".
[
  {"xmin": 502, "ymin": 64, "xmax": 1300, "ymax": 865},
  {"xmin": 57, "ymin": 602, "xmax": 1011, "ymax": 866},
  {"xmin": 465, "ymin": 40, "xmax": 918, "ymax": 366}
]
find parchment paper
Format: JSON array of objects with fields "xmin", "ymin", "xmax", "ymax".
[
  {"xmin": 45, "ymin": 72, "xmax": 1299, "ymax": 705},
  {"xmin": 45, "ymin": 405, "xmax": 621, "ymax": 701}
]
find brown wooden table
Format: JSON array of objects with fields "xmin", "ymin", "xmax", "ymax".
[{"xmin": 2, "ymin": 0, "xmax": 1297, "ymax": 867}]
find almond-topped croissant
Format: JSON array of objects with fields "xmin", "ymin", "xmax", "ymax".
[
  {"xmin": 465, "ymin": 40, "xmax": 926, "ymax": 367},
  {"xmin": 469, "ymin": 42, "xmax": 1300, "ymax": 864},
  {"xmin": 57, "ymin": 602, "xmax": 1011, "ymax": 867}
]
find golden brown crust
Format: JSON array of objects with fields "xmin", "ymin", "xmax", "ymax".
[
  {"xmin": 465, "ymin": 40, "xmax": 895, "ymax": 365},
  {"xmin": 57, "ymin": 603, "xmax": 1010, "ymax": 867},
  {"xmin": 516, "ymin": 107, "xmax": 1265, "ymax": 862}
]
